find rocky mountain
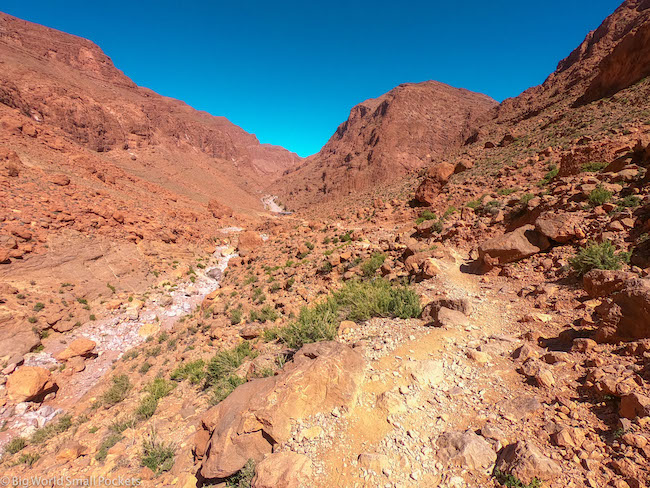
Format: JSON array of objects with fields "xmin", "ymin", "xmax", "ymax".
[
  {"xmin": 0, "ymin": 12, "xmax": 300, "ymax": 198},
  {"xmin": 274, "ymin": 81, "xmax": 496, "ymax": 208}
]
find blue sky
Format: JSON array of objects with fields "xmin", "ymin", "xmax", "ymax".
[{"xmin": 2, "ymin": 1, "xmax": 622, "ymax": 156}]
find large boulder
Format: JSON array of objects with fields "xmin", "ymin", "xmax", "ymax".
[
  {"xmin": 478, "ymin": 225, "xmax": 550, "ymax": 265},
  {"xmin": 435, "ymin": 430, "xmax": 496, "ymax": 473},
  {"xmin": 251, "ymin": 452, "xmax": 313, "ymax": 488},
  {"xmin": 237, "ymin": 231, "xmax": 264, "ymax": 255},
  {"xmin": 583, "ymin": 269, "xmax": 635, "ymax": 298},
  {"xmin": 592, "ymin": 277, "xmax": 650, "ymax": 342},
  {"xmin": 495, "ymin": 441, "xmax": 561, "ymax": 485},
  {"xmin": 55, "ymin": 337, "xmax": 97, "ymax": 361},
  {"xmin": 534, "ymin": 212, "xmax": 583, "ymax": 244},
  {"xmin": 6, "ymin": 366, "xmax": 57, "ymax": 403},
  {"xmin": 196, "ymin": 342, "xmax": 365, "ymax": 479},
  {"xmin": 414, "ymin": 162, "xmax": 455, "ymax": 205},
  {"xmin": 207, "ymin": 199, "xmax": 233, "ymax": 219}
]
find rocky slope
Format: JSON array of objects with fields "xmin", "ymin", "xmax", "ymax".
[{"xmin": 274, "ymin": 81, "xmax": 496, "ymax": 208}]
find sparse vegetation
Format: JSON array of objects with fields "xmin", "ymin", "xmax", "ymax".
[
  {"xmin": 570, "ymin": 241, "xmax": 630, "ymax": 276},
  {"xmin": 581, "ymin": 161, "xmax": 608, "ymax": 172},
  {"xmin": 494, "ymin": 468, "xmax": 542, "ymax": 487},
  {"xmin": 136, "ymin": 378, "xmax": 175, "ymax": 420},
  {"xmin": 538, "ymin": 164, "xmax": 558, "ymax": 186},
  {"xmin": 205, "ymin": 342, "xmax": 257, "ymax": 404},
  {"xmin": 264, "ymin": 279, "xmax": 420, "ymax": 349},
  {"xmin": 361, "ymin": 253, "xmax": 386, "ymax": 277},
  {"xmin": 31, "ymin": 414, "xmax": 72, "ymax": 444},
  {"xmin": 171, "ymin": 359, "xmax": 206, "ymax": 384},
  {"xmin": 101, "ymin": 374, "xmax": 132, "ymax": 406},
  {"xmin": 5, "ymin": 437, "xmax": 26, "ymax": 454},
  {"xmin": 588, "ymin": 185, "xmax": 613, "ymax": 206},
  {"xmin": 225, "ymin": 459, "xmax": 256, "ymax": 488},
  {"xmin": 141, "ymin": 431, "xmax": 175, "ymax": 475},
  {"xmin": 230, "ymin": 305, "xmax": 244, "ymax": 325}
]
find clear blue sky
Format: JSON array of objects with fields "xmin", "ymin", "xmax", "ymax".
[{"xmin": 2, "ymin": 0, "xmax": 622, "ymax": 157}]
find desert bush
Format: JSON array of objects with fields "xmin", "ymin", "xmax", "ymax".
[
  {"xmin": 570, "ymin": 241, "xmax": 630, "ymax": 276},
  {"xmin": 361, "ymin": 253, "xmax": 386, "ymax": 277},
  {"xmin": 101, "ymin": 375, "xmax": 132, "ymax": 406},
  {"xmin": 588, "ymin": 185, "xmax": 613, "ymax": 206}
]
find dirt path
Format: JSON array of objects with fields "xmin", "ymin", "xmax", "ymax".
[{"xmin": 296, "ymin": 249, "xmax": 546, "ymax": 487}]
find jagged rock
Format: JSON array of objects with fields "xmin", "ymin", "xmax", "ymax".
[
  {"xmin": 593, "ymin": 277, "xmax": 650, "ymax": 342},
  {"xmin": 196, "ymin": 342, "xmax": 364, "ymax": 478},
  {"xmin": 478, "ymin": 225, "xmax": 550, "ymax": 265},
  {"xmin": 6, "ymin": 366, "xmax": 57, "ymax": 403},
  {"xmin": 421, "ymin": 297, "xmax": 471, "ymax": 327},
  {"xmin": 583, "ymin": 269, "xmax": 635, "ymax": 298},
  {"xmin": 415, "ymin": 162, "xmax": 456, "ymax": 205},
  {"xmin": 534, "ymin": 212, "xmax": 583, "ymax": 243},
  {"xmin": 251, "ymin": 452, "xmax": 313, "ymax": 488},
  {"xmin": 619, "ymin": 392, "xmax": 650, "ymax": 420},
  {"xmin": 435, "ymin": 430, "xmax": 496, "ymax": 473},
  {"xmin": 495, "ymin": 441, "xmax": 561, "ymax": 485}
]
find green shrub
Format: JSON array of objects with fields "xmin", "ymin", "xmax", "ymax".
[
  {"xmin": 33, "ymin": 302, "xmax": 45, "ymax": 312},
  {"xmin": 415, "ymin": 210, "xmax": 437, "ymax": 224},
  {"xmin": 588, "ymin": 185, "xmax": 613, "ymax": 206},
  {"xmin": 17, "ymin": 453, "xmax": 40, "ymax": 466},
  {"xmin": 136, "ymin": 378, "xmax": 175, "ymax": 420},
  {"xmin": 496, "ymin": 188, "xmax": 518, "ymax": 196},
  {"xmin": 31, "ymin": 414, "xmax": 72, "ymax": 444},
  {"xmin": 520, "ymin": 193, "xmax": 534, "ymax": 205},
  {"xmin": 361, "ymin": 253, "xmax": 386, "ymax": 277},
  {"xmin": 617, "ymin": 195, "xmax": 641, "ymax": 209},
  {"xmin": 171, "ymin": 359, "xmax": 206, "ymax": 384},
  {"xmin": 102, "ymin": 375, "xmax": 132, "ymax": 406},
  {"xmin": 570, "ymin": 241, "xmax": 630, "ymax": 276},
  {"xmin": 230, "ymin": 306, "xmax": 243, "ymax": 325},
  {"xmin": 494, "ymin": 468, "xmax": 542, "ymax": 488},
  {"xmin": 139, "ymin": 362, "xmax": 152, "ymax": 374},
  {"xmin": 264, "ymin": 279, "xmax": 421, "ymax": 349},
  {"xmin": 581, "ymin": 161, "xmax": 608, "ymax": 172},
  {"xmin": 96, "ymin": 434, "xmax": 121, "ymax": 461},
  {"xmin": 211, "ymin": 375, "xmax": 247, "ymax": 405},
  {"xmin": 225, "ymin": 459, "xmax": 256, "ymax": 488},
  {"xmin": 319, "ymin": 261, "xmax": 333, "ymax": 274},
  {"xmin": 141, "ymin": 433, "xmax": 175, "ymax": 475},
  {"xmin": 250, "ymin": 305, "xmax": 279, "ymax": 323},
  {"xmin": 5, "ymin": 437, "xmax": 26, "ymax": 454},
  {"xmin": 538, "ymin": 164, "xmax": 558, "ymax": 186},
  {"xmin": 110, "ymin": 417, "xmax": 136, "ymax": 434},
  {"xmin": 206, "ymin": 342, "xmax": 256, "ymax": 389}
]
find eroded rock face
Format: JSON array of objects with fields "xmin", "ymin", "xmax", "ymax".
[
  {"xmin": 478, "ymin": 225, "xmax": 550, "ymax": 265},
  {"xmin": 6, "ymin": 366, "xmax": 57, "ymax": 403},
  {"xmin": 251, "ymin": 452, "xmax": 313, "ymax": 488},
  {"xmin": 415, "ymin": 162, "xmax": 456, "ymax": 205},
  {"xmin": 196, "ymin": 342, "xmax": 365, "ymax": 479}
]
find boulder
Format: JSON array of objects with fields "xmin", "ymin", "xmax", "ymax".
[
  {"xmin": 593, "ymin": 278, "xmax": 650, "ymax": 342},
  {"xmin": 435, "ymin": 430, "xmax": 496, "ymax": 473},
  {"xmin": 478, "ymin": 225, "xmax": 550, "ymax": 265},
  {"xmin": 6, "ymin": 366, "xmax": 57, "ymax": 403},
  {"xmin": 196, "ymin": 342, "xmax": 364, "ymax": 479},
  {"xmin": 534, "ymin": 212, "xmax": 582, "ymax": 243},
  {"xmin": 495, "ymin": 441, "xmax": 561, "ymax": 485},
  {"xmin": 208, "ymin": 199, "xmax": 233, "ymax": 219},
  {"xmin": 619, "ymin": 393, "xmax": 650, "ymax": 419},
  {"xmin": 583, "ymin": 269, "xmax": 635, "ymax": 298},
  {"xmin": 55, "ymin": 337, "xmax": 96, "ymax": 361},
  {"xmin": 237, "ymin": 231, "xmax": 264, "ymax": 254},
  {"xmin": 0, "ymin": 326, "xmax": 40, "ymax": 362},
  {"xmin": 251, "ymin": 452, "xmax": 313, "ymax": 488},
  {"xmin": 414, "ymin": 162, "xmax": 456, "ymax": 205},
  {"xmin": 421, "ymin": 297, "xmax": 472, "ymax": 327}
]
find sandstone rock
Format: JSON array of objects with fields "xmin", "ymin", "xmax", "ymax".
[
  {"xmin": 435, "ymin": 430, "xmax": 496, "ymax": 473},
  {"xmin": 478, "ymin": 225, "xmax": 550, "ymax": 265},
  {"xmin": 6, "ymin": 366, "xmax": 57, "ymax": 403},
  {"xmin": 593, "ymin": 277, "xmax": 650, "ymax": 342},
  {"xmin": 534, "ymin": 212, "xmax": 582, "ymax": 243},
  {"xmin": 619, "ymin": 392, "xmax": 650, "ymax": 419},
  {"xmin": 55, "ymin": 337, "xmax": 96, "ymax": 361},
  {"xmin": 415, "ymin": 162, "xmax": 456, "ymax": 205},
  {"xmin": 407, "ymin": 360, "xmax": 444, "ymax": 386},
  {"xmin": 421, "ymin": 298, "xmax": 471, "ymax": 327},
  {"xmin": 237, "ymin": 231, "xmax": 264, "ymax": 254},
  {"xmin": 583, "ymin": 269, "xmax": 635, "ymax": 298},
  {"xmin": 208, "ymin": 199, "xmax": 233, "ymax": 219},
  {"xmin": 496, "ymin": 441, "xmax": 561, "ymax": 485},
  {"xmin": 56, "ymin": 441, "xmax": 86, "ymax": 461},
  {"xmin": 197, "ymin": 342, "xmax": 364, "ymax": 478},
  {"xmin": 50, "ymin": 174, "xmax": 71, "ymax": 186},
  {"xmin": 251, "ymin": 452, "xmax": 313, "ymax": 488}
]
